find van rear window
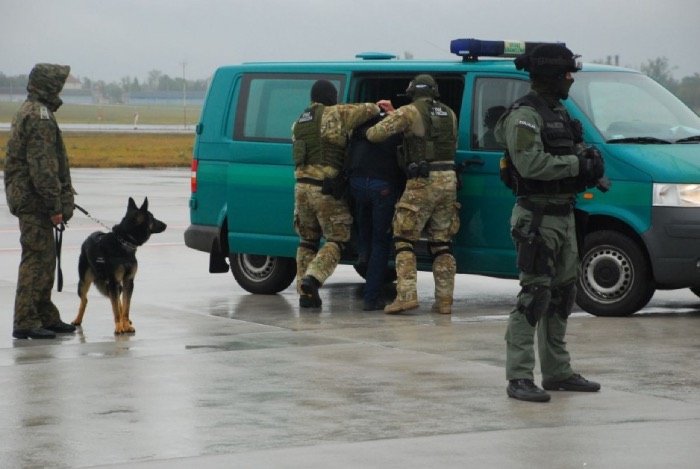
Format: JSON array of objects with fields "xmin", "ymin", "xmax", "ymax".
[{"xmin": 235, "ymin": 74, "xmax": 345, "ymax": 142}]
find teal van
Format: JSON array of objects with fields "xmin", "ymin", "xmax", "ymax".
[{"xmin": 184, "ymin": 38, "xmax": 700, "ymax": 317}]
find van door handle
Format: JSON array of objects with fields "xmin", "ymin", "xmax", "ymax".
[{"xmin": 457, "ymin": 158, "xmax": 484, "ymax": 172}]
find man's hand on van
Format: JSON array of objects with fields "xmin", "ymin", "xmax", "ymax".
[{"xmin": 377, "ymin": 100, "xmax": 395, "ymax": 114}]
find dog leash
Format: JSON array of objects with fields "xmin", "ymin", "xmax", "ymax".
[
  {"xmin": 54, "ymin": 222, "xmax": 65, "ymax": 292},
  {"xmin": 75, "ymin": 203, "xmax": 137, "ymax": 251},
  {"xmin": 75, "ymin": 203, "xmax": 113, "ymax": 231}
]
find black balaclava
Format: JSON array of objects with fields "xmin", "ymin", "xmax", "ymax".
[
  {"xmin": 514, "ymin": 44, "xmax": 580, "ymax": 101},
  {"xmin": 310, "ymin": 79, "xmax": 338, "ymax": 106}
]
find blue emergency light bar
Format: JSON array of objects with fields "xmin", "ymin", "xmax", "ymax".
[{"xmin": 450, "ymin": 38, "xmax": 565, "ymax": 60}]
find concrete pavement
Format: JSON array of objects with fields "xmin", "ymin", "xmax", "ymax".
[{"xmin": 1, "ymin": 169, "xmax": 698, "ymax": 468}]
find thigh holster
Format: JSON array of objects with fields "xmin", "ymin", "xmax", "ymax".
[
  {"xmin": 517, "ymin": 284, "xmax": 552, "ymax": 327},
  {"xmin": 548, "ymin": 281, "xmax": 577, "ymax": 320}
]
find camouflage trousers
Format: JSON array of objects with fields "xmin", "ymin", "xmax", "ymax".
[
  {"xmin": 13, "ymin": 214, "xmax": 62, "ymax": 329},
  {"xmin": 392, "ymin": 171, "xmax": 460, "ymax": 303},
  {"xmin": 293, "ymin": 182, "xmax": 352, "ymax": 291},
  {"xmin": 505, "ymin": 202, "xmax": 577, "ymax": 382}
]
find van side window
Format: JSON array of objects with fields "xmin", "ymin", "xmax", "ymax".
[
  {"xmin": 235, "ymin": 74, "xmax": 344, "ymax": 142},
  {"xmin": 472, "ymin": 77, "xmax": 529, "ymax": 150},
  {"xmin": 353, "ymin": 74, "xmax": 465, "ymax": 120}
]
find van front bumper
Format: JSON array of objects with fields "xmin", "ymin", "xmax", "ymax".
[
  {"xmin": 644, "ymin": 207, "xmax": 700, "ymax": 288},
  {"xmin": 184, "ymin": 224, "xmax": 218, "ymax": 253}
]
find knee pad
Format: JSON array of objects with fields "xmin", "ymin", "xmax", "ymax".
[
  {"xmin": 549, "ymin": 281, "xmax": 577, "ymax": 319},
  {"xmin": 325, "ymin": 239, "xmax": 345, "ymax": 255},
  {"xmin": 429, "ymin": 241, "xmax": 452, "ymax": 260},
  {"xmin": 517, "ymin": 284, "xmax": 552, "ymax": 327},
  {"xmin": 394, "ymin": 236, "xmax": 414, "ymax": 254},
  {"xmin": 299, "ymin": 239, "xmax": 319, "ymax": 253}
]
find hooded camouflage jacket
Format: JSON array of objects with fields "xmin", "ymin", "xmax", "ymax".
[{"xmin": 4, "ymin": 63, "xmax": 75, "ymax": 219}]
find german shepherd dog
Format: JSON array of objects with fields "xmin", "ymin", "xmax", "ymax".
[{"xmin": 72, "ymin": 197, "xmax": 167, "ymax": 334}]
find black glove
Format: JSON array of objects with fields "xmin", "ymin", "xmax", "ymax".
[{"xmin": 577, "ymin": 146, "xmax": 605, "ymax": 184}]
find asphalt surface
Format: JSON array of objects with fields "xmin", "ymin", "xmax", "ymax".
[{"xmin": 0, "ymin": 168, "xmax": 698, "ymax": 468}]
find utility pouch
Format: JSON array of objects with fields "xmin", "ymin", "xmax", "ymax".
[
  {"xmin": 321, "ymin": 177, "xmax": 335, "ymax": 196},
  {"xmin": 332, "ymin": 174, "xmax": 349, "ymax": 200},
  {"xmin": 397, "ymin": 144, "xmax": 407, "ymax": 170},
  {"xmin": 293, "ymin": 140, "xmax": 307, "ymax": 167},
  {"xmin": 513, "ymin": 229, "xmax": 551, "ymax": 275},
  {"xmin": 321, "ymin": 175, "xmax": 348, "ymax": 200},
  {"xmin": 499, "ymin": 153, "xmax": 516, "ymax": 192}
]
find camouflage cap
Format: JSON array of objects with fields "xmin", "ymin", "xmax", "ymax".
[{"xmin": 27, "ymin": 63, "xmax": 71, "ymax": 96}]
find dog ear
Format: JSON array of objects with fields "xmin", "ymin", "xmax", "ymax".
[
  {"xmin": 141, "ymin": 197, "xmax": 149, "ymax": 211},
  {"xmin": 128, "ymin": 197, "xmax": 137, "ymax": 210}
]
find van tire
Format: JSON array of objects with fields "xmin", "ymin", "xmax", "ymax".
[
  {"xmin": 576, "ymin": 230, "xmax": 655, "ymax": 317},
  {"xmin": 230, "ymin": 253, "xmax": 296, "ymax": 294},
  {"xmin": 690, "ymin": 286, "xmax": 700, "ymax": 298}
]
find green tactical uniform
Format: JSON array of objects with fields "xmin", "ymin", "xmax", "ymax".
[
  {"xmin": 367, "ymin": 75, "xmax": 459, "ymax": 314},
  {"xmin": 291, "ymin": 87, "xmax": 379, "ymax": 306},
  {"xmin": 496, "ymin": 43, "xmax": 602, "ymax": 402},
  {"xmin": 495, "ymin": 92, "xmax": 581, "ymax": 382},
  {"xmin": 4, "ymin": 64, "xmax": 75, "ymax": 334}
]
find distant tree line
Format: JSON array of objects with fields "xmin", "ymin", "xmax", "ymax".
[
  {"xmin": 0, "ymin": 70, "xmax": 209, "ymax": 104},
  {"xmin": 638, "ymin": 57, "xmax": 700, "ymax": 111},
  {"xmin": 1, "ymin": 59, "xmax": 699, "ymax": 110}
]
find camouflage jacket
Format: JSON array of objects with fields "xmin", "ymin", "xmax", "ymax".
[
  {"xmin": 292, "ymin": 102, "xmax": 380, "ymax": 180},
  {"xmin": 4, "ymin": 64, "xmax": 75, "ymax": 218},
  {"xmin": 366, "ymin": 98, "xmax": 458, "ymax": 151}
]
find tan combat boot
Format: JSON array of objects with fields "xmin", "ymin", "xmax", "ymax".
[
  {"xmin": 384, "ymin": 296, "xmax": 419, "ymax": 314},
  {"xmin": 431, "ymin": 298, "xmax": 452, "ymax": 315}
]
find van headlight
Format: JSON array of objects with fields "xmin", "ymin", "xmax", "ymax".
[{"xmin": 653, "ymin": 183, "xmax": 700, "ymax": 207}]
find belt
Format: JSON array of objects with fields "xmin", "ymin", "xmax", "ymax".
[
  {"xmin": 517, "ymin": 198, "xmax": 573, "ymax": 216},
  {"xmin": 296, "ymin": 177, "xmax": 324, "ymax": 187}
]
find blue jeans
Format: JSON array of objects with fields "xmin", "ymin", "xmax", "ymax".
[{"xmin": 349, "ymin": 176, "xmax": 398, "ymax": 304}]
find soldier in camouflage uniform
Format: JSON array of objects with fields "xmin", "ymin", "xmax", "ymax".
[
  {"xmin": 292, "ymin": 79, "xmax": 380, "ymax": 308},
  {"xmin": 4, "ymin": 63, "xmax": 77, "ymax": 339},
  {"xmin": 366, "ymin": 74, "xmax": 459, "ymax": 315},
  {"xmin": 494, "ymin": 44, "xmax": 604, "ymax": 402}
]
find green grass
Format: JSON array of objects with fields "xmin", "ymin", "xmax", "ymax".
[{"xmin": 0, "ymin": 101, "xmax": 201, "ymax": 125}]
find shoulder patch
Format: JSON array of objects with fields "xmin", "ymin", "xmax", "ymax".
[
  {"xmin": 516, "ymin": 120, "xmax": 538, "ymax": 132},
  {"xmin": 40, "ymin": 106, "xmax": 50, "ymax": 120},
  {"xmin": 297, "ymin": 110, "xmax": 313, "ymax": 123},
  {"xmin": 430, "ymin": 106, "xmax": 448, "ymax": 117}
]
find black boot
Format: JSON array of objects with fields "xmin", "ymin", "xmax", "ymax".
[
  {"xmin": 300, "ymin": 275, "xmax": 322, "ymax": 308},
  {"xmin": 542, "ymin": 373, "xmax": 601, "ymax": 392},
  {"xmin": 507, "ymin": 379, "xmax": 551, "ymax": 402},
  {"xmin": 13, "ymin": 328, "xmax": 57, "ymax": 339},
  {"xmin": 45, "ymin": 320, "xmax": 77, "ymax": 333}
]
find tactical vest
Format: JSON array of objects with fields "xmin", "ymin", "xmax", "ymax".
[
  {"xmin": 500, "ymin": 92, "xmax": 582, "ymax": 196},
  {"xmin": 403, "ymin": 98, "xmax": 455, "ymax": 165},
  {"xmin": 292, "ymin": 103, "xmax": 345, "ymax": 170}
]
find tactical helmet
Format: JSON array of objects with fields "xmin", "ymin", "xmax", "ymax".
[
  {"xmin": 310, "ymin": 79, "xmax": 338, "ymax": 106},
  {"xmin": 514, "ymin": 43, "xmax": 580, "ymax": 78},
  {"xmin": 406, "ymin": 74, "xmax": 439, "ymax": 99}
]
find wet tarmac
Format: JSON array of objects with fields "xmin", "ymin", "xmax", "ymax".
[{"xmin": 1, "ymin": 168, "xmax": 699, "ymax": 468}]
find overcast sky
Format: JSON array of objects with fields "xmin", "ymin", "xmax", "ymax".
[{"xmin": 1, "ymin": 0, "xmax": 698, "ymax": 82}]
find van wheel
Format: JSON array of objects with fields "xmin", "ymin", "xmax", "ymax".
[
  {"xmin": 230, "ymin": 253, "xmax": 296, "ymax": 294},
  {"xmin": 576, "ymin": 230, "xmax": 655, "ymax": 317}
]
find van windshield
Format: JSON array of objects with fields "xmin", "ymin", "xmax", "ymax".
[{"xmin": 570, "ymin": 71, "xmax": 700, "ymax": 143}]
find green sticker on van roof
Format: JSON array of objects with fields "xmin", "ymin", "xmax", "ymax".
[{"xmin": 503, "ymin": 41, "xmax": 526, "ymax": 55}]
